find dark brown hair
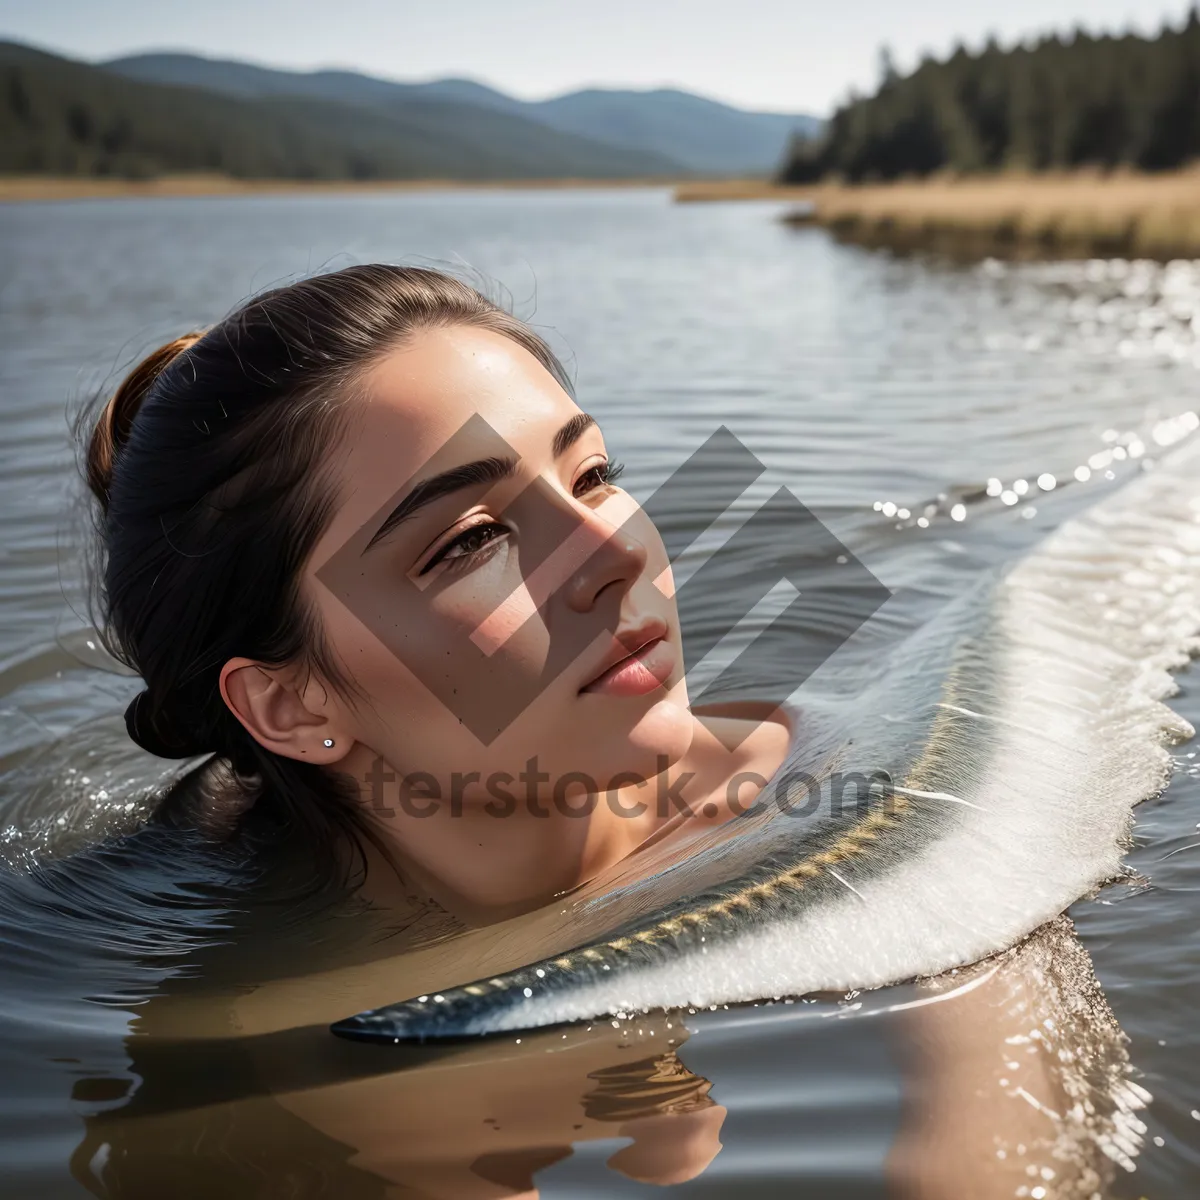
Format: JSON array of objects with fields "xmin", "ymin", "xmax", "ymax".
[{"xmin": 83, "ymin": 264, "xmax": 571, "ymax": 856}]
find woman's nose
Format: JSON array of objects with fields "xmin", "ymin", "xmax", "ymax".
[{"xmin": 562, "ymin": 504, "xmax": 649, "ymax": 613}]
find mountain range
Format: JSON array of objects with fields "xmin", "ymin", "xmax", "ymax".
[
  {"xmin": 0, "ymin": 40, "xmax": 820, "ymax": 182},
  {"xmin": 106, "ymin": 52, "xmax": 820, "ymax": 176}
]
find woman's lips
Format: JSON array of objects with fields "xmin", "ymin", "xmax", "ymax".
[{"xmin": 580, "ymin": 635, "xmax": 676, "ymax": 697}]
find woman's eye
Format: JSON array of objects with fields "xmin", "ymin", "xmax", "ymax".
[
  {"xmin": 574, "ymin": 459, "xmax": 625, "ymax": 497},
  {"xmin": 421, "ymin": 522, "xmax": 508, "ymax": 575}
]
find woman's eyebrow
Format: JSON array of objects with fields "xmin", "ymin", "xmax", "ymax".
[
  {"xmin": 363, "ymin": 455, "xmax": 517, "ymax": 553},
  {"xmin": 553, "ymin": 411, "xmax": 596, "ymax": 457},
  {"xmin": 362, "ymin": 413, "xmax": 597, "ymax": 554}
]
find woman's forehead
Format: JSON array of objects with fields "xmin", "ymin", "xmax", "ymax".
[{"xmin": 354, "ymin": 324, "xmax": 578, "ymax": 464}]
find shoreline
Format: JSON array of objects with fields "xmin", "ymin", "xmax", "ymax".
[
  {"xmin": 7, "ymin": 171, "xmax": 1199, "ymax": 261},
  {"xmin": 0, "ymin": 173, "xmax": 688, "ymax": 204},
  {"xmin": 773, "ymin": 170, "xmax": 1200, "ymax": 261}
]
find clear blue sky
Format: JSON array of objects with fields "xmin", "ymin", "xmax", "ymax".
[{"xmin": 0, "ymin": 0, "xmax": 1192, "ymax": 114}]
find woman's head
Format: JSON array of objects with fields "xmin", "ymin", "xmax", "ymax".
[{"xmin": 86, "ymin": 265, "xmax": 690, "ymax": 866}]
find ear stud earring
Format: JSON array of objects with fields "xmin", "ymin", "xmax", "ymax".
[{"xmin": 323, "ymin": 738, "xmax": 335, "ymax": 748}]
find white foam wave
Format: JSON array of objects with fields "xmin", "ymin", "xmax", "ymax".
[{"xmin": 488, "ymin": 439, "xmax": 1200, "ymax": 1030}]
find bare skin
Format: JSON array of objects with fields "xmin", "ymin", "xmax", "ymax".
[
  {"xmin": 215, "ymin": 325, "xmax": 791, "ymax": 923},
  {"xmin": 887, "ymin": 919, "xmax": 1140, "ymax": 1200}
]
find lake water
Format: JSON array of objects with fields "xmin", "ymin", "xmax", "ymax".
[{"xmin": 1, "ymin": 188, "xmax": 1199, "ymax": 1198}]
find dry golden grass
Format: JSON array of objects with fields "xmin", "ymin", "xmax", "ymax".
[
  {"xmin": 780, "ymin": 169, "xmax": 1200, "ymax": 260},
  {"xmin": 672, "ymin": 179, "xmax": 816, "ymax": 202},
  {"xmin": 0, "ymin": 174, "xmax": 682, "ymax": 204}
]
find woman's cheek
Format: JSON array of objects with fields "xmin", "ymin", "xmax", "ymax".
[
  {"xmin": 431, "ymin": 548, "xmax": 548, "ymax": 667},
  {"xmin": 467, "ymin": 576, "xmax": 540, "ymax": 656}
]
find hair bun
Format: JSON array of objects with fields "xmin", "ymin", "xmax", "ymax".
[
  {"xmin": 124, "ymin": 689, "xmax": 208, "ymax": 760},
  {"xmin": 87, "ymin": 333, "xmax": 204, "ymax": 513}
]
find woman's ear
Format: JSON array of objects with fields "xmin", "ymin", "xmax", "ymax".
[{"xmin": 219, "ymin": 657, "xmax": 347, "ymax": 762}]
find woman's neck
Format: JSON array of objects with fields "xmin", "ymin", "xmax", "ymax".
[{"xmin": 354, "ymin": 705, "xmax": 793, "ymax": 926}]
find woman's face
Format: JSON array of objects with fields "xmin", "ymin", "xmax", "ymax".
[{"xmin": 306, "ymin": 324, "xmax": 693, "ymax": 806}]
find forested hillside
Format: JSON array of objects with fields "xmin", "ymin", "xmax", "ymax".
[
  {"xmin": 0, "ymin": 42, "xmax": 681, "ymax": 180},
  {"xmin": 782, "ymin": 10, "xmax": 1200, "ymax": 182}
]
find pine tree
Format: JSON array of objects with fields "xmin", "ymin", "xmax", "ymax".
[{"xmin": 780, "ymin": 14, "xmax": 1200, "ymax": 180}]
